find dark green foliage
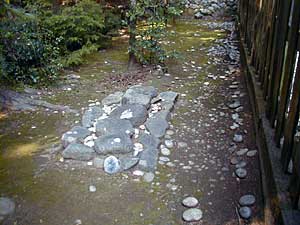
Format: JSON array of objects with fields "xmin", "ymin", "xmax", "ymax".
[
  {"xmin": 43, "ymin": 0, "xmax": 107, "ymax": 52},
  {"xmin": 0, "ymin": 19, "xmax": 62, "ymax": 85},
  {"xmin": 127, "ymin": 0, "xmax": 183, "ymax": 65}
]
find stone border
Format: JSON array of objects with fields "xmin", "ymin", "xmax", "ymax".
[{"xmin": 237, "ymin": 21, "xmax": 300, "ymax": 225}]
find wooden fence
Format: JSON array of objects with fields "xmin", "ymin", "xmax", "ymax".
[{"xmin": 238, "ymin": 0, "xmax": 300, "ymax": 209}]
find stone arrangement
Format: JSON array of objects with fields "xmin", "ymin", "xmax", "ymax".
[
  {"xmin": 182, "ymin": 196, "xmax": 203, "ymax": 222},
  {"xmin": 60, "ymin": 85, "xmax": 178, "ymax": 174},
  {"xmin": 184, "ymin": 0, "xmax": 237, "ymax": 18}
]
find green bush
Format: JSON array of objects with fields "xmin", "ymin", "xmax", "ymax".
[
  {"xmin": 0, "ymin": 19, "xmax": 62, "ymax": 85},
  {"xmin": 43, "ymin": 0, "xmax": 107, "ymax": 53}
]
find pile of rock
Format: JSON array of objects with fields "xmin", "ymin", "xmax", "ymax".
[
  {"xmin": 184, "ymin": 0, "xmax": 237, "ymax": 19},
  {"xmin": 60, "ymin": 85, "xmax": 178, "ymax": 174}
]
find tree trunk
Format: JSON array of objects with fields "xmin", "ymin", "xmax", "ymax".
[{"xmin": 128, "ymin": 0, "xmax": 140, "ymax": 71}]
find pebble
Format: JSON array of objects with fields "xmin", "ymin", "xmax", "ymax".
[
  {"xmin": 178, "ymin": 142, "xmax": 188, "ymax": 148},
  {"xmin": 230, "ymin": 157, "xmax": 240, "ymax": 165},
  {"xmin": 239, "ymin": 206, "xmax": 252, "ymax": 219},
  {"xmin": 239, "ymin": 194, "xmax": 256, "ymax": 206},
  {"xmin": 166, "ymin": 130, "xmax": 175, "ymax": 136},
  {"xmin": 237, "ymin": 148, "xmax": 248, "ymax": 156},
  {"xmin": 166, "ymin": 162, "xmax": 175, "ymax": 167},
  {"xmin": 235, "ymin": 161, "xmax": 247, "ymax": 168},
  {"xmin": 165, "ymin": 140, "xmax": 174, "ymax": 148},
  {"xmin": 233, "ymin": 134, "xmax": 243, "ymax": 143},
  {"xmin": 182, "ymin": 208, "xmax": 203, "ymax": 222},
  {"xmin": 235, "ymin": 168, "xmax": 247, "ymax": 178},
  {"xmin": 247, "ymin": 150, "xmax": 257, "ymax": 157},
  {"xmin": 161, "ymin": 148, "xmax": 171, "ymax": 156},
  {"xmin": 182, "ymin": 197, "xmax": 199, "ymax": 208},
  {"xmin": 89, "ymin": 185, "xmax": 96, "ymax": 192},
  {"xmin": 133, "ymin": 170, "xmax": 145, "ymax": 176},
  {"xmin": 143, "ymin": 172, "xmax": 155, "ymax": 183},
  {"xmin": 159, "ymin": 156, "xmax": 170, "ymax": 162}
]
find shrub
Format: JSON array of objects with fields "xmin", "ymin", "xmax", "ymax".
[
  {"xmin": 0, "ymin": 19, "xmax": 62, "ymax": 85},
  {"xmin": 43, "ymin": 0, "xmax": 107, "ymax": 53}
]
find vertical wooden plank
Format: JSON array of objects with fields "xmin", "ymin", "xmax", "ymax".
[
  {"xmin": 266, "ymin": 0, "xmax": 292, "ymax": 125},
  {"xmin": 289, "ymin": 135, "xmax": 300, "ymax": 209},
  {"xmin": 281, "ymin": 38, "xmax": 300, "ymax": 171},
  {"xmin": 262, "ymin": 0, "xmax": 280, "ymax": 98},
  {"xmin": 274, "ymin": 0, "xmax": 300, "ymax": 146}
]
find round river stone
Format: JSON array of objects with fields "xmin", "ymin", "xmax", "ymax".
[
  {"xmin": 239, "ymin": 194, "xmax": 256, "ymax": 206},
  {"xmin": 182, "ymin": 208, "xmax": 203, "ymax": 222},
  {"xmin": 182, "ymin": 197, "xmax": 199, "ymax": 208},
  {"xmin": 239, "ymin": 206, "xmax": 252, "ymax": 219}
]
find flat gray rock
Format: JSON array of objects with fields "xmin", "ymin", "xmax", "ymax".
[
  {"xmin": 82, "ymin": 106, "xmax": 104, "ymax": 128},
  {"xmin": 145, "ymin": 117, "xmax": 169, "ymax": 138},
  {"xmin": 239, "ymin": 206, "xmax": 252, "ymax": 219},
  {"xmin": 110, "ymin": 104, "xmax": 148, "ymax": 126},
  {"xmin": 102, "ymin": 91, "xmax": 124, "ymax": 106},
  {"xmin": 152, "ymin": 110, "xmax": 170, "ymax": 121},
  {"xmin": 0, "ymin": 197, "xmax": 15, "ymax": 216},
  {"xmin": 95, "ymin": 118, "xmax": 134, "ymax": 136},
  {"xmin": 239, "ymin": 194, "xmax": 256, "ymax": 206},
  {"xmin": 62, "ymin": 143, "xmax": 95, "ymax": 161},
  {"xmin": 182, "ymin": 197, "xmax": 199, "ymax": 208},
  {"xmin": 159, "ymin": 91, "xmax": 178, "ymax": 103},
  {"xmin": 119, "ymin": 157, "xmax": 139, "ymax": 171},
  {"xmin": 129, "ymin": 85, "xmax": 158, "ymax": 98},
  {"xmin": 104, "ymin": 156, "xmax": 120, "ymax": 174},
  {"xmin": 138, "ymin": 133, "xmax": 160, "ymax": 171},
  {"xmin": 122, "ymin": 89, "xmax": 152, "ymax": 108},
  {"xmin": 94, "ymin": 133, "xmax": 133, "ymax": 155},
  {"xmin": 62, "ymin": 126, "xmax": 91, "ymax": 148},
  {"xmin": 182, "ymin": 208, "xmax": 203, "ymax": 222}
]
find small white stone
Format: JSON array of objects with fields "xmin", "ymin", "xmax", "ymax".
[
  {"xmin": 182, "ymin": 208, "xmax": 203, "ymax": 222},
  {"xmin": 165, "ymin": 140, "xmax": 174, "ymax": 148},
  {"xmin": 182, "ymin": 197, "xmax": 199, "ymax": 208},
  {"xmin": 133, "ymin": 170, "xmax": 144, "ymax": 176},
  {"xmin": 161, "ymin": 148, "xmax": 171, "ymax": 156},
  {"xmin": 113, "ymin": 138, "xmax": 121, "ymax": 143},
  {"xmin": 89, "ymin": 185, "xmax": 96, "ymax": 192}
]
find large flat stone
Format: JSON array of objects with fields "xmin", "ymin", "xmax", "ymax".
[
  {"xmin": 137, "ymin": 133, "xmax": 160, "ymax": 171},
  {"xmin": 129, "ymin": 85, "xmax": 158, "ymax": 98},
  {"xmin": 61, "ymin": 126, "xmax": 91, "ymax": 148},
  {"xmin": 102, "ymin": 91, "xmax": 124, "ymax": 106},
  {"xmin": 110, "ymin": 104, "xmax": 148, "ymax": 126},
  {"xmin": 95, "ymin": 118, "xmax": 134, "ymax": 136},
  {"xmin": 94, "ymin": 133, "xmax": 133, "ymax": 155},
  {"xmin": 145, "ymin": 117, "xmax": 169, "ymax": 138},
  {"xmin": 82, "ymin": 106, "xmax": 104, "ymax": 128},
  {"xmin": 62, "ymin": 143, "xmax": 95, "ymax": 161},
  {"xmin": 122, "ymin": 89, "xmax": 152, "ymax": 109},
  {"xmin": 159, "ymin": 91, "xmax": 178, "ymax": 103},
  {"xmin": 119, "ymin": 156, "xmax": 140, "ymax": 171}
]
